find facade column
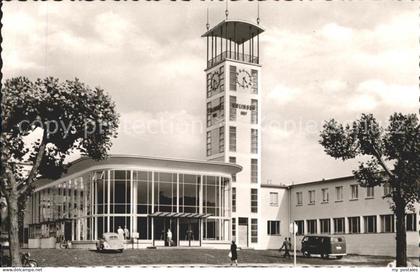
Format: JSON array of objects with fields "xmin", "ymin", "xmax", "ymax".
[
  {"xmin": 304, "ymin": 220, "xmax": 308, "ymax": 235},
  {"xmin": 376, "ymin": 215, "xmax": 381, "ymax": 233},
  {"xmin": 107, "ymin": 171, "xmax": 111, "ymax": 233},
  {"xmin": 316, "ymin": 219, "xmax": 321, "ymax": 234},
  {"xmin": 330, "ymin": 218, "xmax": 334, "ymax": 235},
  {"xmin": 344, "ymin": 217, "xmax": 349, "ymax": 234},
  {"xmin": 360, "ymin": 216, "xmax": 365, "ymax": 233}
]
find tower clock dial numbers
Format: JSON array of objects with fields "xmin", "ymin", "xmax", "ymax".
[
  {"xmin": 236, "ymin": 69, "xmax": 252, "ymax": 89},
  {"xmin": 210, "ymin": 71, "xmax": 221, "ymax": 91}
]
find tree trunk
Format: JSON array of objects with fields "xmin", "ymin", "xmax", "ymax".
[
  {"xmin": 6, "ymin": 192, "xmax": 21, "ymax": 266},
  {"xmin": 395, "ymin": 200, "xmax": 407, "ymax": 267}
]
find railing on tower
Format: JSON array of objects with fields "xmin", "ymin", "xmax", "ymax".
[{"xmin": 207, "ymin": 51, "xmax": 259, "ymax": 69}]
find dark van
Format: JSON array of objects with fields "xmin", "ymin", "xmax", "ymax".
[{"xmin": 301, "ymin": 235, "xmax": 346, "ymax": 259}]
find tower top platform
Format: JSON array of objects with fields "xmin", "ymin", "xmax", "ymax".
[{"xmin": 201, "ymin": 19, "xmax": 264, "ymax": 45}]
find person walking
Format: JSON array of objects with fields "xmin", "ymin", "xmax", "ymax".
[
  {"xmin": 230, "ymin": 241, "xmax": 238, "ymax": 266},
  {"xmin": 279, "ymin": 237, "xmax": 291, "ymax": 259},
  {"xmin": 288, "ymin": 237, "xmax": 293, "ymax": 257}
]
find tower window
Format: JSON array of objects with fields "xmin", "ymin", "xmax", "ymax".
[
  {"xmin": 251, "ymin": 129, "xmax": 258, "ymax": 154},
  {"xmin": 251, "ymin": 159, "xmax": 258, "ymax": 183},
  {"xmin": 218, "ymin": 127, "xmax": 225, "ymax": 153},
  {"xmin": 229, "ymin": 126, "xmax": 236, "ymax": 152},
  {"xmin": 232, "ymin": 187, "xmax": 236, "ymax": 213},
  {"xmin": 251, "ymin": 69, "xmax": 258, "ymax": 94},
  {"xmin": 229, "ymin": 157, "xmax": 236, "ymax": 182},
  {"xmin": 230, "ymin": 96, "xmax": 237, "ymax": 121},
  {"xmin": 230, "ymin": 65, "xmax": 237, "ymax": 91},
  {"xmin": 251, "ymin": 189, "xmax": 258, "ymax": 213},
  {"xmin": 251, "ymin": 99, "xmax": 258, "ymax": 124},
  {"xmin": 251, "ymin": 219, "xmax": 258, "ymax": 243},
  {"xmin": 206, "ymin": 131, "xmax": 211, "ymax": 156}
]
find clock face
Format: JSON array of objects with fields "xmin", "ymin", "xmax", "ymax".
[
  {"xmin": 236, "ymin": 69, "xmax": 252, "ymax": 89},
  {"xmin": 210, "ymin": 71, "xmax": 221, "ymax": 91}
]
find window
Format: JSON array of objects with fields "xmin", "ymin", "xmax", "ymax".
[
  {"xmin": 366, "ymin": 186, "xmax": 374, "ymax": 198},
  {"xmin": 267, "ymin": 220, "xmax": 280, "ymax": 235},
  {"xmin": 350, "ymin": 184, "xmax": 358, "ymax": 200},
  {"xmin": 251, "ymin": 219, "xmax": 258, "ymax": 243},
  {"xmin": 251, "ymin": 129, "xmax": 258, "ymax": 154},
  {"xmin": 333, "ymin": 218, "xmax": 345, "ymax": 234},
  {"xmin": 406, "ymin": 213, "xmax": 416, "ymax": 231},
  {"xmin": 308, "ymin": 190, "xmax": 315, "ymax": 205},
  {"xmin": 296, "ymin": 192, "xmax": 303, "ymax": 206},
  {"xmin": 269, "ymin": 192, "xmax": 278, "ymax": 207},
  {"xmin": 364, "ymin": 215, "xmax": 377, "ymax": 233},
  {"xmin": 230, "ymin": 65, "xmax": 237, "ymax": 91},
  {"xmin": 206, "ymin": 131, "xmax": 211, "ymax": 156},
  {"xmin": 207, "ymin": 96, "xmax": 224, "ymax": 127},
  {"xmin": 206, "ymin": 102, "xmax": 211, "ymax": 127},
  {"xmin": 219, "ymin": 127, "xmax": 225, "ymax": 153},
  {"xmin": 321, "ymin": 188, "xmax": 329, "ymax": 203},
  {"xmin": 383, "ymin": 183, "xmax": 391, "ymax": 196},
  {"xmin": 229, "ymin": 157, "xmax": 236, "ymax": 182},
  {"xmin": 251, "ymin": 99, "xmax": 258, "ymax": 124},
  {"xmin": 251, "ymin": 189, "xmax": 258, "ymax": 213},
  {"xmin": 320, "ymin": 219, "xmax": 330, "ymax": 234},
  {"xmin": 307, "ymin": 219, "xmax": 317, "ymax": 234},
  {"xmin": 232, "ymin": 218, "xmax": 236, "ymax": 239},
  {"xmin": 232, "ymin": 187, "xmax": 236, "ymax": 213},
  {"xmin": 295, "ymin": 220, "xmax": 304, "ymax": 235},
  {"xmin": 229, "ymin": 126, "xmax": 236, "ymax": 152},
  {"xmin": 348, "ymin": 217, "xmax": 360, "ymax": 233},
  {"xmin": 251, "ymin": 159, "xmax": 258, "ymax": 183},
  {"xmin": 251, "ymin": 69, "xmax": 258, "ymax": 94},
  {"xmin": 230, "ymin": 96, "xmax": 237, "ymax": 121},
  {"xmin": 335, "ymin": 186, "xmax": 343, "ymax": 201},
  {"xmin": 381, "ymin": 214, "xmax": 395, "ymax": 233}
]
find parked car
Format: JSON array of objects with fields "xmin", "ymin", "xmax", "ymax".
[
  {"xmin": 301, "ymin": 235, "xmax": 346, "ymax": 259},
  {"xmin": 96, "ymin": 233, "xmax": 124, "ymax": 253}
]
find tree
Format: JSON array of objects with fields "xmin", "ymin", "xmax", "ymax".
[
  {"xmin": 319, "ymin": 113, "xmax": 419, "ymax": 267},
  {"xmin": 1, "ymin": 77, "xmax": 119, "ymax": 266}
]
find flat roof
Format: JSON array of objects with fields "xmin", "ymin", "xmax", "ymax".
[
  {"xmin": 202, "ymin": 19, "xmax": 264, "ymax": 44},
  {"xmin": 34, "ymin": 154, "xmax": 242, "ymax": 190},
  {"xmin": 260, "ymin": 183, "xmax": 288, "ymax": 189},
  {"xmin": 289, "ymin": 175, "xmax": 355, "ymax": 188}
]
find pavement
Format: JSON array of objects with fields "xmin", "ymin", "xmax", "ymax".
[{"xmin": 5, "ymin": 248, "xmax": 420, "ymax": 267}]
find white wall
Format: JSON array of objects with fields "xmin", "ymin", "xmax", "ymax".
[{"xmin": 257, "ymin": 186, "xmax": 289, "ymax": 250}]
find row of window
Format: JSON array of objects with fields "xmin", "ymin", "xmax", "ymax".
[
  {"xmin": 296, "ymin": 184, "xmax": 389, "ymax": 206},
  {"xmin": 228, "ymin": 126, "xmax": 258, "ymax": 154},
  {"xmin": 231, "ymin": 188, "xmax": 258, "ymax": 214},
  {"xmin": 294, "ymin": 213, "xmax": 416, "ymax": 235},
  {"xmin": 206, "ymin": 126, "xmax": 258, "ymax": 157}
]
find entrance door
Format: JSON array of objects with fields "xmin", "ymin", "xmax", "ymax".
[
  {"xmin": 238, "ymin": 217, "xmax": 248, "ymax": 248},
  {"xmin": 153, "ymin": 217, "xmax": 177, "ymax": 246}
]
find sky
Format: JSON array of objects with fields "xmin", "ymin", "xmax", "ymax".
[{"xmin": 3, "ymin": 1, "xmax": 419, "ymax": 185}]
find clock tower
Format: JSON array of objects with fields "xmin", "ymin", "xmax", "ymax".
[{"xmin": 202, "ymin": 19, "xmax": 263, "ymax": 248}]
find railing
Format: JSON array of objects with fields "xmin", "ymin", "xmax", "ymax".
[{"xmin": 207, "ymin": 51, "xmax": 259, "ymax": 68}]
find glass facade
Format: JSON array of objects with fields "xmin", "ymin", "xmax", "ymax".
[{"xmin": 28, "ymin": 169, "xmax": 232, "ymax": 243}]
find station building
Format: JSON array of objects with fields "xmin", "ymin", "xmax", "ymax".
[
  {"xmin": 15, "ymin": 16, "xmax": 419, "ymax": 257},
  {"xmin": 24, "ymin": 156, "xmax": 240, "ymax": 249}
]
